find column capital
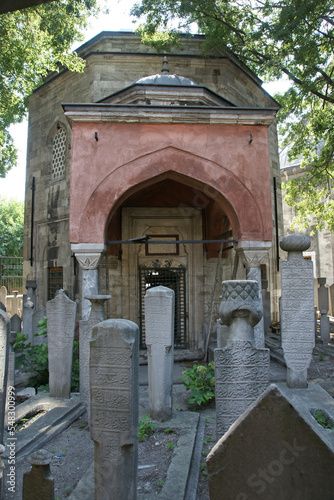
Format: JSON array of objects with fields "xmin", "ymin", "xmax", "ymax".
[
  {"xmin": 71, "ymin": 243, "xmax": 106, "ymax": 270},
  {"xmin": 235, "ymin": 241, "xmax": 272, "ymax": 268}
]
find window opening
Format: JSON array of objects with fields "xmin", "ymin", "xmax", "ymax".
[
  {"xmin": 139, "ymin": 266, "xmax": 187, "ymax": 349},
  {"xmin": 48, "ymin": 267, "xmax": 63, "ymax": 300},
  {"xmin": 51, "ymin": 127, "xmax": 66, "ymax": 180}
]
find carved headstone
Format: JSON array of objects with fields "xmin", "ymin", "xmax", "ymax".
[
  {"xmin": 216, "ymin": 280, "xmax": 270, "ymax": 437},
  {"xmin": 0, "ymin": 311, "xmax": 10, "ymax": 444},
  {"xmin": 10, "ymin": 313, "xmax": 21, "ymax": 335},
  {"xmin": 22, "ymin": 449, "xmax": 54, "ymax": 500},
  {"xmin": 280, "ymin": 234, "xmax": 314, "ymax": 388},
  {"xmin": 22, "ymin": 280, "xmax": 36, "ymax": 344},
  {"xmin": 318, "ymin": 277, "xmax": 330, "ymax": 344},
  {"xmin": 90, "ymin": 319, "xmax": 139, "ymax": 500},
  {"xmin": 145, "ymin": 286, "xmax": 175, "ymax": 422},
  {"xmin": 46, "ymin": 290, "xmax": 77, "ymax": 399},
  {"xmin": 79, "ymin": 295, "xmax": 110, "ymax": 418},
  {"xmin": 32, "ymin": 306, "xmax": 46, "ymax": 346}
]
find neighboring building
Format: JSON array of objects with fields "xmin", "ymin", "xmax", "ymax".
[
  {"xmin": 280, "ymin": 148, "xmax": 334, "ymax": 315},
  {"xmin": 23, "ymin": 31, "xmax": 283, "ymax": 356}
]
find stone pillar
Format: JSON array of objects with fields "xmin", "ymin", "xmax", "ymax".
[
  {"xmin": 46, "ymin": 290, "xmax": 77, "ymax": 399},
  {"xmin": 318, "ymin": 277, "xmax": 330, "ymax": 344},
  {"xmin": 0, "ymin": 311, "xmax": 9, "ymax": 445},
  {"xmin": 22, "ymin": 449, "xmax": 54, "ymax": 500},
  {"xmin": 90, "ymin": 319, "xmax": 139, "ymax": 500},
  {"xmin": 22, "ymin": 279, "xmax": 36, "ymax": 344},
  {"xmin": 215, "ymin": 280, "xmax": 270, "ymax": 438},
  {"xmin": 145, "ymin": 286, "xmax": 175, "ymax": 422},
  {"xmin": 71, "ymin": 243, "xmax": 105, "ymax": 321},
  {"xmin": 280, "ymin": 234, "xmax": 314, "ymax": 388},
  {"xmin": 79, "ymin": 295, "xmax": 111, "ymax": 418},
  {"xmin": 235, "ymin": 241, "xmax": 271, "ymax": 348}
]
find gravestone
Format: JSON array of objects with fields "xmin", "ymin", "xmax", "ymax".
[
  {"xmin": 0, "ymin": 288, "xmax": 6, "ymax": 309},
  {"xmin": 22, "ymin": 280, "xmax": 36, "ymax": 344},
  {"xmin": 262, "ymin": 279, "xmax": 271, "ymax": 335},
  {"xmin": 318, "ymin": 277, "xmax": 330, "ymax": 344},
  {"xmin": 145, "ymin": 286, "xmax": 175, "ymax": 422},
  {"xmin": 10, "ymin": 313, "xmax": 21, "ymax": 335},
  {"xmin": 280, "ymin": 234, "xmax": 314, "ymax": 388},
  {"xmin": 215, "ymin": 280, "xmax": 270, "ymax": 437},
  {"xmin": 90, "ymin": 319, "xmax": 139, "ymax": 500},
  {"xmin": 207, "ymin": 384, "xmax": 334, "ymax": 500},
  {"xmin": 46, "ymin": 290, "xmax": 77, "ymax": 399},
  {"xmin": 22, "ymin": 449, "xmax": 54, "ymax": 500},
  {"xmin": 79, "ymin": 295, "xmax": 110, "ymax": 418},
  {"xmin": 0, "ymin": 311, "xmax": 10, "ymax": 445},
  {"xmin": 32, "ymin": 306, "xmax": 46, "ymax": 346}
]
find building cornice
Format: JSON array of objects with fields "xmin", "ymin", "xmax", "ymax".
[{"xmin": 63, "ymin": 103, "xmax": 277, "ymax": 126}]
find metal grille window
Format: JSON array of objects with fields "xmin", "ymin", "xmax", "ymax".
[
  {"xmin": 48, "ymin": 267, "xmax": 63, "ymax": 300},
  {"xmin": 0, "ymin": 256, "xmax": 23, "ymax": 294},
  {"xmin": 139, "ymin": 266, "xmax": 187, "ymax": 349},
  {"xmin": 52, "ymin": 127, "xmax": 66, "ymax": 179}
]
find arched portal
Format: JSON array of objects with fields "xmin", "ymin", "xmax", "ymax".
[{"xmin": 103, "ymin": 173, "xmax": 236, "ymax": 353}]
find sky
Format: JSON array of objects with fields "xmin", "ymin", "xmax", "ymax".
[{"xmin": 0, "ymin": 0, "xmax": 288, "ymax": 203}]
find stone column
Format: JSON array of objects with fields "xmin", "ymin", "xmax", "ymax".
[
  {"xmin": 71, "ymin": 243, "xmax": 106, "ymax": 321},
  {"xmin": 215, "ymin": 280, "xmax": 270, "ymax": 438},
  {"xmin": 22, "ymin": 449, "xmax": 54, "ymax": 500},
  {"xmin": 79, "ymin": 295, "xmax": 111, "ymax": 418},
  {"xmin": 318, "ymin": 277, "xmax": 330, "ymax": 344},
  {"xmin": 90, "ymin": 319, "xmax": 139, "ymax": 500},
  {"xmin": 46, "ymin": 290, "xmax": 77, "ymax": 399},
  {"xmin": 0, "ymin": 311, "xmax": 9, "ymax": 445},
  {"xmin": 280, "ymin": 234, "xmax": 314, "ymax": 388},
  {"xmin": 235, "ymin": 241, "xmax": 271, "ymax": 348},
  {"xmin": 145, "ymin": 286, "xmax": 175, "ymax": 422},
  {"xmin": 22, "ymin": 279, "xmax": 36, "ymax": 344}
]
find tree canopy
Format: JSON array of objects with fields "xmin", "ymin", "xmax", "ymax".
[
  {"xmin": 132, "ymin": 0, "xmax": 334, "ymax": 232},
  {"xmin": 0, "ymin": 0, "xmax": 99, "ymax": 178},
  {"xmin": 0, "ymin": 197, "xmax": 24, "ymax": 256}
]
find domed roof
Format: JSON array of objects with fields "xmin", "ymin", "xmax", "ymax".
[{"xmin": 133, "ymin": 57, "xmax": 199, "ymax": 87}]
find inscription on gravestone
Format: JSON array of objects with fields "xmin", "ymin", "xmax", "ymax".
[
  {"xmin": 280, "ymin": 234, "xmax": 314, "ymax": 388},
  {"xmin": 46, "ymin": 290, "xmax": 77, "ymax": 399},
  {"xmin": 90, "ymin": 319, "xmax": 139, "ymax": 500},
  {"xmin": 215, "ymin": 280, "xmax": 269, "ymax": 437}
]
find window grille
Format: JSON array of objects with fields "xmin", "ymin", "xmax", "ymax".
[
  {"xmin": 139, "ymin": 266, "xmax": 187, "ymax": 349},
  {"xmin": 48, "ymin": 267, "xmax": 63, "ymax": 300},
  {"xmin": 52, "ymin": 128, "xmax": 66, "ymax": 179}
]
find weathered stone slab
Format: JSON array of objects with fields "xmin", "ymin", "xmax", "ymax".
[
  {"xmin": 10, "ymin": 313, "xmax": 21, "ymax": 335},
  {"xmin": 90, "ymin": 319, "xmax": 139, "ymax": 500},
  {"xmin": 145, "ymin": 286, "xmax": 174, "ymax": 422},
  {"xmin": 0, "ymin": 310, "xmax": 10, "ymax": 444},
  {"xmin": 79, "ymin": 295, "xmax": 110, "ymax": 419},
  {"xmin": 207, "ymin": 383, "xmax": 334, "ymax": 500},
  {"xmin": 215, "ymin": 341, "xmax": 269, "ymax": 437},
  {"xmin": 280, "ymin": 234, "xmax": 314, "ymax": 388},
  {"xmin": 46, "ymin": 290, "xmax": 77, "ymax": 399}
]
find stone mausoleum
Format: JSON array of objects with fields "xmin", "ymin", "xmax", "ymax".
[{"xmin": 23, "ymin": 31, "xmax": 283, "ymax": 356}]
